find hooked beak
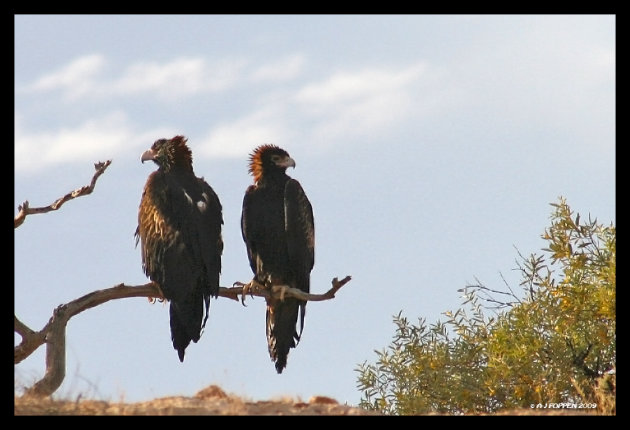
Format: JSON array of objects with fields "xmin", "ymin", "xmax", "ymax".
[
  {"xmin": 278, "ymin": 156, "xmax": 296, "ymax": 169},
  {"xmin": 141, "ymin": 149, "xmax": 156, "ymax": 163}
]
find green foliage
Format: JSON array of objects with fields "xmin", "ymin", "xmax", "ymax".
[{"xmin": 356, "ymin": 197, "xmax": 615, "ymax": 415}]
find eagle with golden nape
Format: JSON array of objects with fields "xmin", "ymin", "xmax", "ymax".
[
  {"xmin": 240, "ymin": 144, "xmax": 315, "ymax": 374},
  {"xmin": 136, "ymin": 135, "xmax": 223, "ymax": 362}
]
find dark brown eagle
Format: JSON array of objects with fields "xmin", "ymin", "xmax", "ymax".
[
  {"xmin": 241, "ymin": 144, "xmax": 315, "ymax": 373},
  {"xmin": 135, "ymin": 136, "xmax": 223, "ymax": 362}
]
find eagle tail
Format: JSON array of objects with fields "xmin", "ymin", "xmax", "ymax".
[
  {"xmin": 266, "ymin": 298, "xmax": 305, "ymax": 374},
  {"xmin": 169, "ymin": 287, "xmax": 210, "ymax": 362}
]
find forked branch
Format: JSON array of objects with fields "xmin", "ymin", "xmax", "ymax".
[
  {"xmin": 15, "ymin": 276, "xmax": 352, "ymax": 397},
  {"xmin": 15, "ymin": 159, "xmax": 352, "ymax": 398},
  {"xmin": 228, "ymin": 276, "xmax": 353, "ymax": 304},
  {"xmin": 14, "ymin": 160, "xmax": 112, "ymax": 229}
]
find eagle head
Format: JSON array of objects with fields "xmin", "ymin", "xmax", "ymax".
[
  {"xmin": 248, "ymin": 144, "xmax": 296, "ymax": 183},
  {"xmin": 141, "ymin": 135, "xmax": 193, "ymax": 173}
]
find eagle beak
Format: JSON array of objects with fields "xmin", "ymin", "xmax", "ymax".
[
  {"xmin": 279, "ymin": 156, "xmax": 296, "ymax": 169},
  {"xmin": 141, "ymin": 149, "xmax": 155, "ymax": 163}
]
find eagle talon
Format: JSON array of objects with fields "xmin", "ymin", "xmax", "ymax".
[
  {"xmin": 236, "ymin": 280, "xmax": 262, "ymax": 306},
  {"xmin": 240, "ymin": 281, "xmax": 251, "ymax": 306}
]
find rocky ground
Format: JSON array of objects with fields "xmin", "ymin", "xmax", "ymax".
[
  {"xmin": 14, "ymin": 385, "xmax": 381, "ymax": 416},
  {"xmin": 14, "ymin": 384, "xmax": 606, "ymax": 416}
]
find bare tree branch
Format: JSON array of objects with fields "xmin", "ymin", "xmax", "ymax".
[
  {"xmin": 15, "ymin": 282, "xmax": 161, "ymax": 397},
  {"xmin": 14, "ymin": 316, "xmax": 47, "ymax": 364},
  {"xmin": 15, "ymin": 276, "xmax": 352, "ymax": 397},
  {"xmin": 14, "ymin": 160, "xmax": 112, "ymax": 229},
  {"xmin": 15, "ymin": 158, "xmax": 352, "ymax": 398},
  {"xmin": 229, "ymin": 275, "xmax": 353, "ymax": 305}
]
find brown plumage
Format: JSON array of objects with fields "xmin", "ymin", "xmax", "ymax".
[
  {"xmin": 136, "ymin": 136, "xmax": 223, "ymax": 362},
  {"xmin": 241, "ymin": 144, "xmax": 315, "ymax": 373}
]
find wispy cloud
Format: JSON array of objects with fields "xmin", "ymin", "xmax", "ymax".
[
  {"xmin": 295, "ymin": 64, "xmax": 425, "ymax": 106},
  {"xmin": 198, "ymin": 105, "xmax": 291, "ymax": 158},
  {"xmin": 197, "ymin": 62, "xmax": 434, "ymax": 158},
  {"xmin": 112, "ymin": 57, "xmax": 248, "ymax": 99},
  {"xmin": 293, "ymin": 63, "xmax": 439, "ymax": 143},
  {"xmin": 19, "ymin": 54, "xmax": 431, "ymax": 162},
  {"xmin": 15, "ymin": 112, "xmax": 175, "ymax": 174},
  {"xmin": 23, "ymin": 54, "xmax": 107, "ymax": 100},
  {"xmin": 15, "ymin": 20, "xmax": 614, "ymax": 177},
  {"xmin": 19, "ymin": 53, "xmax": 306, "ymax": 102}
]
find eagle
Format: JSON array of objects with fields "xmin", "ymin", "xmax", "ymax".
[
  {"xmin": 241, "ymin": 144, "xmax": 315, "ymax": 373},
  {"xmin": 135, "ymin": 135, "xmax": 223, "ymax": 362}
]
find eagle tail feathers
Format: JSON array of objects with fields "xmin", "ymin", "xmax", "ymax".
[
  {"xmin": 266, "ymin": 299, "xmax": 305, "ymax": 374},
  {"xmin": 169, "ymin": 287, "xmax": 210, "ymax": 362}
]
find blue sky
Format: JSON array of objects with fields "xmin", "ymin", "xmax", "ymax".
[{"xmin": 14, "ymin": 15, "xmax": 615, "ymax": 406}]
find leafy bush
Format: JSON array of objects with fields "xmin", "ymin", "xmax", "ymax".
[{"xmin": 356, "ymin": 197, "xmax": 615, "ymax": 415}]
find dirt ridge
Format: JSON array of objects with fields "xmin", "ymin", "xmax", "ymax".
[{"xmin": 14, "ymin": 385, "xmax": 381, "ymax": 416}]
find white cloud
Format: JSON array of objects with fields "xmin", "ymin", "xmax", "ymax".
[
  {"xmin": 295, "ymin": 64, "xmax": 426, "ymax": 106},
  {"xmin": 292, "ymin": 63, "xmax": 436, "ymax": 142},
  {"xmin": 195, "ymin": 62, "xmax": 441, "ymax": 158},
  {"xmin": 19, "ymin": 54, "xmax": 248, "ymax": 102},
  {"xmin": 23, "ymin": 54, "xmax": 107, "ymax": 100},
  {"xmin": 11, "ymin": 55, "xmax": 482, "ymax": 173},
  {"xmin": 112, "ymin": 57, "xmax": 248, "ymax": 99},
  {"xmin": 114, "ymin": 58, "xmax": 207, "ymax": 94},
  {"xmin": 14, "ymin": 112, "xmax": 175, "ymax": 174},
  {"xmin": 197, "ymin": 106, "xmax": 290, "ymax": 159},
  {"xmin": 18, "ymin": 21, "xmax": 613, "ymax": 176}
]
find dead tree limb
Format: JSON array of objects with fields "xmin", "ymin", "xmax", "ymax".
[
  {"xmin": 229, "ymin": 276, "xmax": 353, "ymax": 304},
  {"xmin": 15, "ymin": 282, "xmax": 161, "ymax": 397},
  {"xmin": 15, "ymin": 276, "xmax": 352, "ymax": 397},
  {"xmin": 14, "ymin": 160, "xmax": 112, "ymax": 229},
  {"xmin": 15, "ymin": 158, "xmax": 352, "ymax": 397}
]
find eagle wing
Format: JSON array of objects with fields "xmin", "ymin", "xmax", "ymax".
[
  {"xmin": 240, "ymin": 184, "xmax": 260, "ymax": 277},
  {"xmin": 284, "ymin": 178, "xmax": 314, "ymax": 290},
  {"xmin": 284, "ymin": 178, "xmax": 314, "ymax": 340}
]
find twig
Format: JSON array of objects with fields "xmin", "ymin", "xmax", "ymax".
[
  {"xmin": 274, "ymin": 275, "xmax": 352, "ymax": 302},
  {"xmin": 228, "ymin": 275, "xmax": 353, "ymax": 304},
  {"xmin": 14, "ymin": 160, "xmax": 112, "ymax": 229}
]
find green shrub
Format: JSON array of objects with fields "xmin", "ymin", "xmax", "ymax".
[{"xmin": 356, "ymin": 197, "xmax": 615, "ymax": 415}]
